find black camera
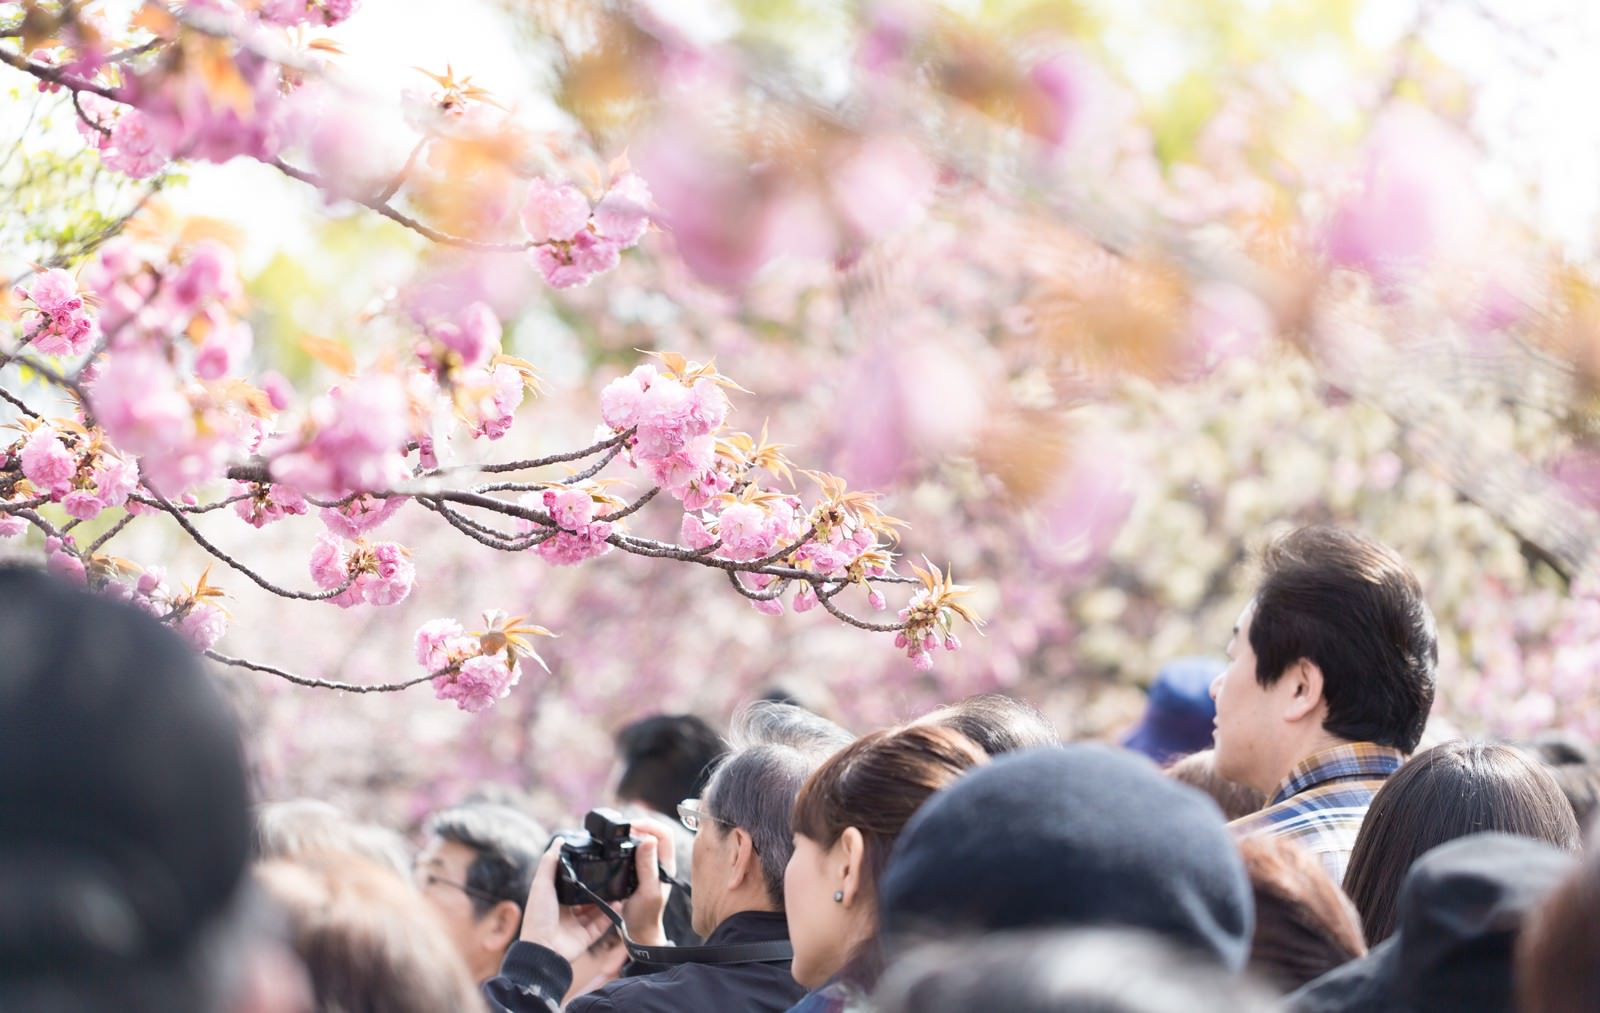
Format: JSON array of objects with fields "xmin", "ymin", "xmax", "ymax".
[{"xmin": 555, "ymin": 808, "xmax": 639, "ymax": 905}]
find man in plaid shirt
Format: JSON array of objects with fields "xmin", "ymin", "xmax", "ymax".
[{"xmin": 1209, "ymin": 526, "xmax": 1437, "ymax": 884}]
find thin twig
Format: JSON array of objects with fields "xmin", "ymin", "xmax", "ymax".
[
  {"xmin": 86, "ymin": 511, "xmax": 135, "ymax": 554},
  {"xmin": 146, "ymin": 488, "xmax": 358, "ymax": 601},
  {"xmin": 206, "ymin": 650, "xmax": 441, "ymax": 693},
  {"xmin": 815, "ymin": 588, "xmax": 904, "ymax": 634},
  {"xmin": 595, "ymin": 486, "xmax": 658, "ymax": 523},
  {"xmin": 373, "ymin": 138, "xmax": 426, "ymax": 203},
  {"xmin": 726, "ymin": 569, "xmax": 788, "ymax": 601},
  {"xmin": 0, "ymin": 47, "xmax": 122, "ymax": 100},
  {"xmin": 0, "ymin": 387, "xmax": 41, "ymax": 419},
  {"xmin": 267, "ymin": 156, "xmax": 532, "ymax": 253},
  {"xmin": 70, "ymin": 89, "xmax": 110, "ymax": 137}
]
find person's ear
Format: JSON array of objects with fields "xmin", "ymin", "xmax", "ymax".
[
  {"xmin": 837, "ymin": 827, "xmax": 866, "ymax": 908},
  {"xmin": 1282, "ymin": 659, "xmax": 1325, "ymax": 722},
  {"xmin": 483, "ymin": 899, "xmax": 523, "ymax": 950},
  {"xmin": 727, "ymin": 827, "xmax": 759, "ymax": 891}
]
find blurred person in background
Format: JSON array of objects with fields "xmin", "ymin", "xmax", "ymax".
[
  {"xmin": 1167, "ymin": 748, "xmax": 1266, "ymax": 822},
  {"xmin": 612, "ymin": 713, "xmax": 729, "ymax": 946},
  {"xmin": 782, "ymin": 724, "xmax": 988, "ymax": 1012},
  {"xmin": 257, "ymin": 851, "xmax": 484, "ymax": 1012},
  {"xmin": 485, "ymin": 702, "xmax": 852, "ymax": 1013},
  {"xmin": 1341, "ymin": 741, "xmax": 1579, "ymax": 946},
  {"xmin": 915, "ymin": 692, "xmax": 1059, "ymax": 756},
  {"xmin": 1122, "ymin": 657, "xmax": 1225, "ymax": 766},
  {"xmin": 1515, "ymin": 829, "xmax": 1600, "ymax": 1013},
  {"xmin": 1214, "ymin": 526, "xmax": 1437, "ymax": 882},
  {"xmin": 416, "ymin": 802, "xmax": 548, "ymax": 983},
  {"xmin": 1289, "ymin": 833, "xmax": 1573, "ymax": 1013},
  {"xmin": 0, "ymin": 565, "xmax": 309, "ymax": 1013},
  {"xmin": 1238, "ymin": 836, "xmax": 1366, "ymax": 992},
  {"xmin": 872, "ymin": 929, "xmax": 1279, "ymax": 1013},
  {"xmin": 613, "ymin": 713, "xmax": 729, "ymax": 819},
  {"xmin": 1519, "ymin": 731, "xmax": 1600, "ymax": 834},
  {"xmin": 877, "ymin": 745, "xmax": 1253, "ymax": 971},
  {"xmin": 253, "ymin": 798, "xmax": 411, "ymax": 878}
]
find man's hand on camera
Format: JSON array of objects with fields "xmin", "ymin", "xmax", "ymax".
[
  {"xmin": 521, "ymin": 839, "xmax": 616, "ymax": 961},
  {"xmin": 620, "ymin": 818, "xmax": 676, "ymax": 947}
]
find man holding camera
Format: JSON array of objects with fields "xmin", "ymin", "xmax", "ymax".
[{"xmin": 484, "ymin": 703, "xmax": 852, "ymax": 1013}]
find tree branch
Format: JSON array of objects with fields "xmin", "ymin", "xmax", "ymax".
[
  {"xmin": 266, "ymin": 156, "xmax": 533, "ymax": 253},
  {"xmin": 145, "ymin": 488, "xmax": 358, "ymax": 601},
  {"xmin": 0, "ymin": 47, "xmax": 122, "ymax": 100},
  {"xmin": 0, "ymin": 386, "xmax": 41, "ymax": 419},
  {"xmin": 815, "ymin": 587, "xmax": 904, "ymax": 633},
  {"xmin": 206, "ymin": 650, "xmax": 442, "ymax": 693}
]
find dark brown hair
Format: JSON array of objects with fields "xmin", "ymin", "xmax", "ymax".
[
  {"xmin": 1342, "ymin": 741, "xmax": 1581, "ymax": 945},
  {"xmin": 1167, "ymin": 749, "xmax": 1266, "ymax": 822},
  {"xmin": 256, "ymin": 851, "xmax": 484, "ymax": 1013},
  {"xmin": 1250, "ymin": 526, "xmax": 1437, "ymax": 752},
  {"xmin": 1516, "ymin": 838, "xmax": 1600, "ymax": 1013},
  {"xmin": 1238, "ymin": 836, "xmax": 1366, "ymax": 992},
  {"xmin": 790, "ymin": 724, "xmax": 987, "ymax": 988}
]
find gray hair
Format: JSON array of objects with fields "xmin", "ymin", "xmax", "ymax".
[
  {"xmin": 703, "ymin": 702, "xmax": 853, "ymax": 908},
  {"xmin": 254, "ymin": 799, "xmax": 412, "ymax": 879}
]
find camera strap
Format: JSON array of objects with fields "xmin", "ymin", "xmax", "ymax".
[{"xmin": 559, "ymin": 856, "xmax": 795, "ymax": 967}]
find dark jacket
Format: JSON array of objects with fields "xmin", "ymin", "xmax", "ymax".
[
  {"xmin": 484, "ymin": 911, "xmax": 804, "ymax": 1013},
  {"xmin": 1287, "ymin": 833, "xmax": 1575, "ymax": 1013}
]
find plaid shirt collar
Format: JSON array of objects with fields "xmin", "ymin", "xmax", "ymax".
[{"xmin": 1271, "ymin": 742, "xmax": 1406, "ymax": 806}]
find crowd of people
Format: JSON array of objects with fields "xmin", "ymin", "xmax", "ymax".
[{"xmin": 5, "ymin": 525, "xmax": 1600, "ymax": 1012}]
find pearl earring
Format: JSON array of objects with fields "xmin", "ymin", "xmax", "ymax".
[{"xmin": 833, "ymin": 890, "xmax": 844, "ymax": 903}]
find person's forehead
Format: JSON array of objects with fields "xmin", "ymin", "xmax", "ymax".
[
  {"xmin": 1234, "ymin": 598, "xmax": 1257, "ymax": 633},
  {"xmin": 418, "ymin": 834, "xmax": 476, "ymax": 870}
]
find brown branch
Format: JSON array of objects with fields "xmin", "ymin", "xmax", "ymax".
[
  {"xmin": 373, "ymin": 137, "xmax": 425, "ymax": 204},
  {"xmin": 206, "ymin": 650, "xmax": 442, "ymax": 693},
  {"xmin": 266, "ymin": 156, "xmax": 533, "ymax": 253},
  {"xmin": 0, "ymin": 386, "xmax": 41, "ymax": 419},
  {"xmin": 815, "ymin": 587, "xmax": 904, "ymax": 634},
  {"xmin": 0, "ymin": 351, "xmax": 94, "ymax": 421},
  {"xmin": 471, "ymin": 430, "xmax": 633, "ymax": 475},
  {"xmin": 145, "ymin": 488, "xmax": 358, "ymax": 601},
  {"xmin": 0, "ymin": 47, "xmax": 122, "ymax": 100},
  {"xmin": 726, "ymin": 569, "xmax": 788, "ymax": 601},
  {"xmin": 86, "ymin": 511, "xmax": 135, "ymax": 554},
  {"xmin": 70, "ymin": 89, "xmax": 110, "ymax": 137},
  {"xmin": 595, "ymin": 486, "xmax": 657, "ymax": 523}
]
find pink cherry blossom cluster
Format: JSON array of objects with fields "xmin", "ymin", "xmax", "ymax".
[
  {"xmin": 16, "ymin": 269, "xmax": 100, "ymax": 357},
  {"xmin": 91, "ymin": 346, "xmax": 250, "ymax": 494},
  {"xmin": 258, "ymin": 0, "xmax": 361, "ymax": 28},
  {"xmin": 320, "ymin": 493, "xmax": 408, "ymax": 538},
  {"xmin": 8, "ymin": 423, "xmax": 139, "ymax": 522},
  {"xmin": 523, "ymin": 174, "xmax": 653, "ymax": 289},
  {"xmin": 415, "ymin": 301, "xmax": 502, "ymax": 378},
  {"xmin": 894, "ymin": 587, "xmax": 963, "ymax": 672},
  {"xmin": 267, "ymin": 373, "xmax": 413, "ymax": 497},
  {"xmin": 100, "ymin": 46, "xmax": 291, "ymax": 180},
  {"xmin": 414, "ymin": 615, "xmax": 523, "ymax": 713},
  {"xmin": 100, "ymin": 565, "xmax": 231, "ymax": 651},
  {"xmin": 515, "ymin": 487, "xmax": 614, "ymax": 567},
  {"xmin": 600, "ymin": 363, "xmax": 731, "ymax": 506},
  {"xmin": 232, "ymin": 480, "xmax": 310, "ymax": 527},
  {"xmin": 308, "ymin": 532, "xmax": 415, "ymax": 608}
]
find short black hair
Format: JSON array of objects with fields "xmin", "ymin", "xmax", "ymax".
[
  {"xmin": 425, "ymin": 804, "xmax": 546, "ymax": 918},
  {"xmin": 614, "ymin": 714, "xmax": 728, "ymax": 816},
  {"xmin": 1249, "ymin": 526, "xmax": 1437, "ymax": 752}
]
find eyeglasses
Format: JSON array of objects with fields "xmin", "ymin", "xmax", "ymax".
[
  {"xmin": 677, "ymin": 797, "xmax": 735, "ymax": 835},
  {"xmin": 416, "ymin": 870, "xmax": 502, "ymax": 906}
]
